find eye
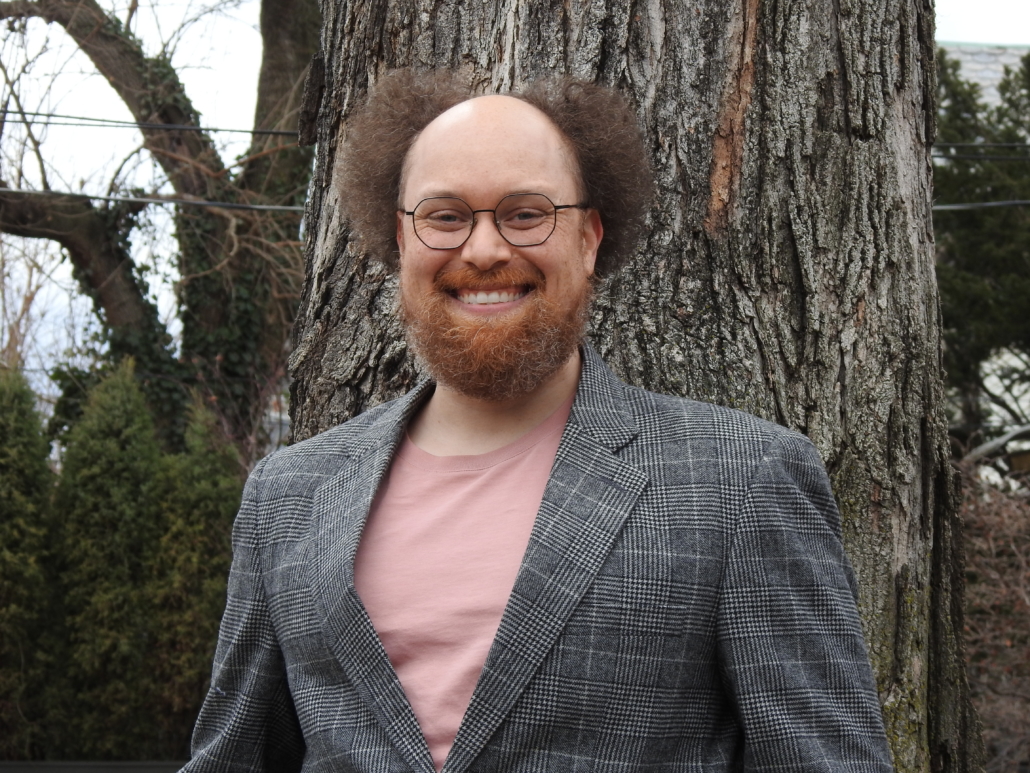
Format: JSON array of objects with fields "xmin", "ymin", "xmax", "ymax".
[
  {"xmin": 416, "ymin": 200, "xmax": 472, "ymax": 231},
  {"xmin": 500, "ymin": 207, "xmax": 549, "ymax": 229},
  {"xmin": 426, "ymin": 210, "xmax": 466, "ymax": 226}
]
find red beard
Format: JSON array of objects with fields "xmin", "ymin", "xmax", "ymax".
[{"xmin": 400, "ymin": 265, "xmax": 590, "ymax": 401}]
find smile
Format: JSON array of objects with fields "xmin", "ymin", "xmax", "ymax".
[{"xmin": 455, "ymin": 287, "xmax": 529, "ymax": 305}]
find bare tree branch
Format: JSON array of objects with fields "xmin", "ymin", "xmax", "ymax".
[
  {"xmin": 0, "ymin": 185, "xmax": 152, "ymax": 331},
  {"xmin": 0, "ymin": 46, "xmax": 50, "ymax": 190},
  {"xmin": 0, "ymin": 0, "xmax": 224, "ymax": 198}
]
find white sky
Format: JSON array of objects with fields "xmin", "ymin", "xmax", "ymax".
[
  {"xmin": 935, "ymin": 0, "xmax": 1030, "ymax": 46},
  {"xmin": 0, "ymin": 0, "xmax": 262, "ymax": 396}
]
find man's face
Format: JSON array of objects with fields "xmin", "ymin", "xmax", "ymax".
[{"xmin": 396, "ymin": 95, "xmax": 603, "ymax": 401}]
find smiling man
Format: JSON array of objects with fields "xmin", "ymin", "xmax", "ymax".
[{"xmin": 182, "ymin": 70, "xmax": 894, "ymax": 773}]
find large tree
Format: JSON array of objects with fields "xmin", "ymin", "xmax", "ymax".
[
  {"xmin": 0, "ymin": 0, "xmax": 319, "ymax": 454},
  {"xmin": 289, "ymin": 1, "xmax": 982, "ymax": 771}
]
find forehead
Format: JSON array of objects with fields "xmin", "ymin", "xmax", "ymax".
[{"xmin": 401, "ymin": 95, "xmax": 581, "ymax": 203}]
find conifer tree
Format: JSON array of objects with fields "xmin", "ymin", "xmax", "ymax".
[
  {"xmin": 0, "ymin": 368, "xmax": 52, "ymax": 758},
  {"xmin": 147, "ymin": 405, "xmax": 242, "ymax": 757},
  {"xmin": 36, "ymin": 364, "xmax": 245, "ymax": 760},
  {"xmin": 935, "ymin": 50, "xmax": 1030, "ymax": 438},
  {"xmin": 51, "ymin": 359, "xmax": 165, "ymax": 757}
]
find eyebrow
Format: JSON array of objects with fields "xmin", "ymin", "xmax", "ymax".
[{"xmin": 409, "ymin": 188, "xmax": 559, "ymax": 202}]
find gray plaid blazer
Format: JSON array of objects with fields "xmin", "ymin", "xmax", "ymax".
[{"xmin": 184, "ymin": 345, "xmax": 893, "ymax": 773}]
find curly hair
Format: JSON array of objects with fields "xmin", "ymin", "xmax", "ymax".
[{"xmin": 336, "ymin": 68, "xmax": 653, "ymax": 277}]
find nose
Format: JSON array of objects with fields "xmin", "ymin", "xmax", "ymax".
[{"xmin": 460, "ymin": 213, "xmax": 513, "ymax": 271}]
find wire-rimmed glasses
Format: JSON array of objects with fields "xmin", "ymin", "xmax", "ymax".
[{"xmin": 403, "ymin": 193, "xmax": 589, "ymax": 250}]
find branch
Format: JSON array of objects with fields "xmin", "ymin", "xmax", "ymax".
[
  {"xmin": 0, "ymin": 1, "xmax": 41, "ymax": 18},
  {"xmin": 0, "ymin": 0, "xmax": 225, "ymax": 198},
  {"xmin": 0, "ymin": 186, "xmax": 152, "ymax": 331}
]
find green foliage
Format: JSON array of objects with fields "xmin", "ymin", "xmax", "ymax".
[
  {"xmin": 46, "ymin": 364, "xmax": 103, "ymax": 443},
  {"xmin": 0, "ymin": 369, "xmax": 52, "ymax": 758},
  {"xmin": 934, "ymin": 49, "xmax": 1030, "ymax": 437},
  {"xmin": 50, "ymin": 359, "xmax": 166, "ymax": 756},
  {"xmin": 38, "ymin": 361, "xmax": 243, "ymax": 759},
  {"xmin": 147, "ymin": 405, "xmax": 241, "ymax": 755}
]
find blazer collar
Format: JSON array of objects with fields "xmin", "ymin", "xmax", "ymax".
[
  {"xmin": 567, "ymin": 342, "xmax": 639, "ymax": 452},
  {"xmin": 310, "ymin": 343, "xmax": 646, "ymax": 773},
  {"xmin": 339, "ymin": 342, "xmax": 638, "ymax": 458}
]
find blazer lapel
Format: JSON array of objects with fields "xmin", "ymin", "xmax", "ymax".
[
  {"xmin": 309, "ymin": 383, "xmax": 438, "ymax": 773},
  {"xmin": 444, "ymin": 346, "xmax": 649, "ymax": 773}
]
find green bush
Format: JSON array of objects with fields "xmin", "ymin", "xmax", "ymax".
[
  {"xmin": 50, "ymin": 359, "xmax": 166, "ymax": 756},
  {"xmin": 41, "ymin": 360, "xmax": 243, "ymax": 759},
  {"xmin": 0, "ymin": 368, "xmax": 53, "ymax": 759}
]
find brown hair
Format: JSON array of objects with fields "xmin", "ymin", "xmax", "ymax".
[{"xmin": 337, "ymin": 68, "xmax": 653, "ymax": 277}]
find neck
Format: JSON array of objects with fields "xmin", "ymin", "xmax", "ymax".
[{"xmin": 407, "ymin": 350, "xmax": 581, "ymax": 456}]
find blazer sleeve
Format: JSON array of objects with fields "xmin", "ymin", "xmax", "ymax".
[
  {"xmin": 716, "ymin": 431, "xmax": 895, "ymax": 773},
  {"xmin": 180, "ymin": 456, "xmax": 305, "ymax": 773}
]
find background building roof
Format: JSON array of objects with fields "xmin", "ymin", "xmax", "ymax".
[{"xmin": 939, "ymin": 42, "xmax": 1030, "ymax": 106}]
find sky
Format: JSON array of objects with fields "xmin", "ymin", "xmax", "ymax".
[
  {"xmin": 935, "ymin": 0, "xmax": 1030, "ymax": 46},
  {"xmin": 1, "ymin": 0, "xmax": 1028, "ymax": 401}
]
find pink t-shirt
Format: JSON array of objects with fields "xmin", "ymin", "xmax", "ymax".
[{"xmin": 353, "ymin": 395, "xmax": 573, "ymax": 771}]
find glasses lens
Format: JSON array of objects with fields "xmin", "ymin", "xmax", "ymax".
[
  {"xmin": 413, "ymin": 198, "xmax": 474, "ymax": 249},
  {"xmin": 495, "ymin": 193, "xmax": 556, "ymax": 246}
]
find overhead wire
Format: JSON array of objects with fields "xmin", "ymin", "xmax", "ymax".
[
  {"xmin": 1, "ymin": 187, "xmax": 305, "ymax": 212},
  {"xmin": 933, "ymin": 200, "xmax": 1030, "ymax": 211},
  {"xmin": 4, "ymin": 185, "xmax": 1029, "ymax": 214},
  {"xmin": 4, "ymin": 113, "xmax": 1030, "ymax": 213},
  {"xmin": 10, "ymin": 110, "xmax": 296, "ymax": 136}
]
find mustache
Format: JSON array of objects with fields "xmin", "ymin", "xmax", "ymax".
[{"xmin": 433, "ymin": 265, "xmax": 545, "ymax": 293}]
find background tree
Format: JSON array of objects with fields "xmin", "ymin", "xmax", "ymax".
[
  {"xmin": 28, "ymin": 360, "xmax": 242, "ymax": 760},
  {"xmin": 0, "ymin": 367, "xmax": 51, "ymax": 757},
  {"xmin": 958, "ymin": 464, "xmax": 1030, "ymax": 773},
  {"xmin": 49, "ymin": 359, "xmax": 166, "ymax": 757},
  {"xmin": 934, "ymin": 50, "xmax": 1030, "ymax": 445},
  {"xmin": 0, "ymin": 0, "xmax": 319, "ymax": 455},
  {"xmin": 289, "ymin": 1, "xmax": 981, "ymax": 772},
  {"xmin": 146, "ymin": 404, "xmax": 241, "ymax": 752}
]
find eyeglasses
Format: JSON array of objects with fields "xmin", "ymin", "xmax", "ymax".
[{"xmin": 402, "ymin": 193, "xmax": 590, "ymax": 250}]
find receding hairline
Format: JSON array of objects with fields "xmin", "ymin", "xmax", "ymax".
[{"xmin": 398, "ymin": 94, "xmax": 586, "ymax": 206}]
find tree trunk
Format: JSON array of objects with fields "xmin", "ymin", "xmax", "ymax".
[{"xmin": 289, "ymin": 1, "xmax": 983, "ymax": 770}]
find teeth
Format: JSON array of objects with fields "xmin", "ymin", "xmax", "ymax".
[{"xmin": 457, "ymin": 289, "xmax": 527, "ymax": 305}]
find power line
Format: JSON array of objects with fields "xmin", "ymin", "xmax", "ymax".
[
  {"xmin": 934, "ymin": 142, "xmax": 1030, "ymax": 148},
  {"xmin": 933, "ymin": 200, "xmax": 1030, "ymax": 211},
  {"xmin": 1, "ymin": 187, "xmax": 305, "ymax": 212},
  {"xmin": 4, "ymin": 181, "xmax": 1029, "ymax": 216},
  {"xmin": 932, "ymin": 154, "xmax": 1030, "ymax": 161},
  {"xmin": 8, "ymin": 110, "xmax": 297, "ymax": 136}
]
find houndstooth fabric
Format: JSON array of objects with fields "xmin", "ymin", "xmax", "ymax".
[{"xmin": 182, "ymin": 344, "xmax": 894, "ymax": 773}]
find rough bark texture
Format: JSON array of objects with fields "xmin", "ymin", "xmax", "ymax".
[{"xmin": 289, "ymin": 0, "xmax": 983, "ymax": 770}]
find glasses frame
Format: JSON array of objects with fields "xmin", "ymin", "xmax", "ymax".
[{"xmin": 402, "ymin": 193, "xmax": 590, "ymax": 251}]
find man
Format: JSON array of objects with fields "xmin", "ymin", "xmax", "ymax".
[{"xmin": 183, "ymin": 70, "xmax": 894, "ymax": 772}]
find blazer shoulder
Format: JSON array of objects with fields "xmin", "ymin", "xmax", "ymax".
[
  {"xmin": 617, "ymin": 383, "xmax": 822, "ymax": 470},
  {"xmin": 625, "ymin": 383, "xmax": 795, "ymax": 440}
]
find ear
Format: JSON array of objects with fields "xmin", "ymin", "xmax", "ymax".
[
  {"xmin": 580, "ymin": 209, "xmax": 603, "ymax": 277},
  {"xmin": 396, "ymin": 210, "xmax": 407, "ymax": 254}
]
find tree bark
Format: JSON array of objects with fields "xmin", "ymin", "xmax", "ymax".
[{"xmin": 289, "ymin": 0, "xmax": 983, "ymax": 770}]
